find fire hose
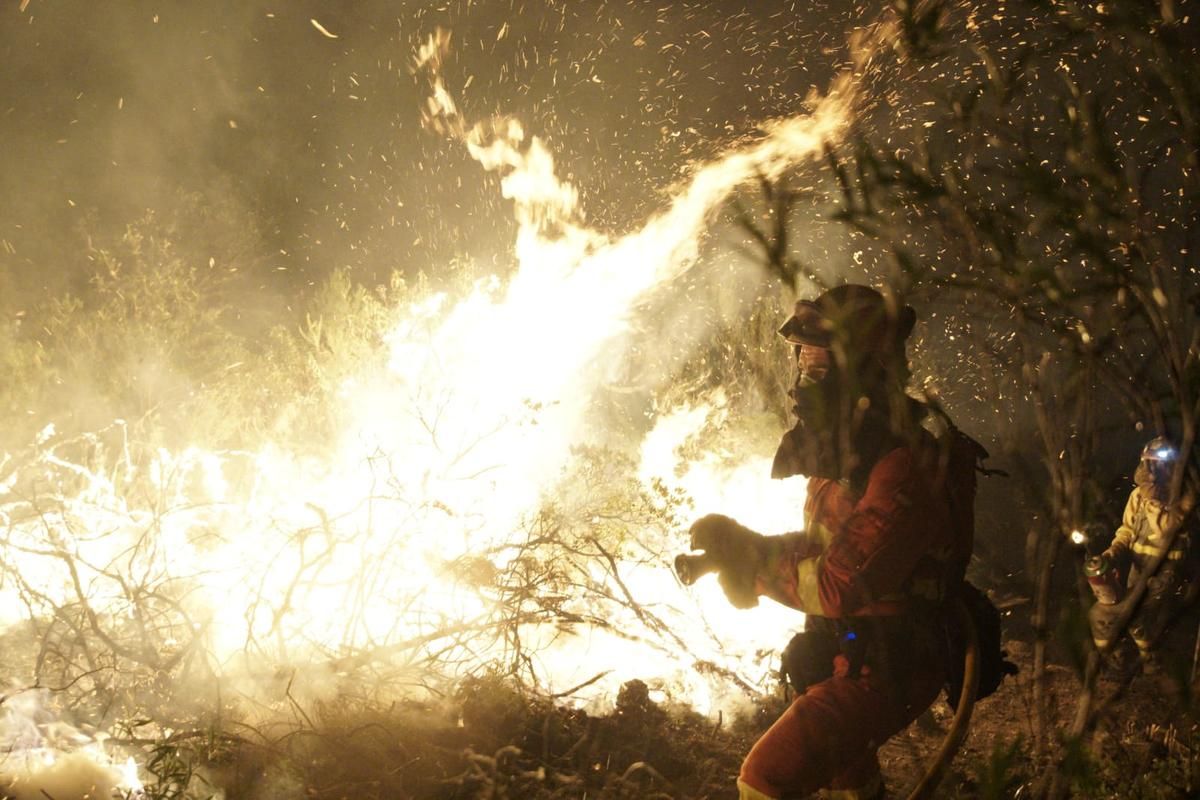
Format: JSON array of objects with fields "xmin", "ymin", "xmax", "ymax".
[
  {"xmin": 907, "ymin": 595, "xmax": 980, "ymax": 800},
  {"xmin": 674, "ymin": 553, "xmax": 982, "ymax": 799}
]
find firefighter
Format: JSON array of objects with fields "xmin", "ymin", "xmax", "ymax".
[
  {"xmin": 684, "ymin": 285, "xmax": 968, "ymax": 800},
  {"xmin": 1095, "ymin": 437, "xmax": 1195, "ymax": 671}
]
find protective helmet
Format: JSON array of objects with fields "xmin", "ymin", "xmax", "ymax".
[
  {"xmin": 777, "ymin": 284, "xmax": 916, "ymax": 355},
  {"xmin": 1140, "ymin": 436, "xmax": 1178, "ymax": 462}
]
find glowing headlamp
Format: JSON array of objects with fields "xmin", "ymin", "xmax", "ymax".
[{"xmin": 1140, "ymin": 437, "xmax": 1178, "ymax": 463}]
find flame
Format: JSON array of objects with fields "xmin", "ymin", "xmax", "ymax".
[
  {"xmin": 0, "ymin": 14, "xmax": 896, "ymax": 785},
  {"xmin": 636, "ymin": 393, "xmax": 808, "ymax": 666}
]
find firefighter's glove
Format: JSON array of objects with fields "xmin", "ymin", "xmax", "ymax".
[{"xmin": 687, "ymin": 513, "xmax": 768, "ymax": 609}]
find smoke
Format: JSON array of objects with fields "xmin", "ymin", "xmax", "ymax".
[
  {"xmin": 1, "ymin": 1, "xmax": 872, "ymax": 283},
  {"xmin": 0, "ymin": 0, "xmax": 877, "ymax": 455},
  {"xmin": 0, "ymin": 690, "xmax": 141, "ymax": 800}
]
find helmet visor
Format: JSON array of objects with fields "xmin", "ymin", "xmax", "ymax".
[{"xmin": 778, "ymin": 301, "xmax": 831, "ymax": 347}]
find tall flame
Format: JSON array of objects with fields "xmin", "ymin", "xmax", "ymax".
[{"xmin": 0, "ymin": 16, "xmax": 899, "ymax": 792}]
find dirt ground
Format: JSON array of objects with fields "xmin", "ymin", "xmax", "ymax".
[
  {"xmin": 877, "ymin": 611, "xmax": 1199, "ymax": 799},
  {"xmin": 144, "ymin": 604, "xmax": 1200, "ymax": 799}
]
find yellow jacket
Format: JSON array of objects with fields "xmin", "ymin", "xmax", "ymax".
[{"xmin": 1109, "ymin": 484, "xmax": 1193, "ymax": 567}]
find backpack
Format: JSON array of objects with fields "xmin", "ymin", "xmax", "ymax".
[
  {"xmin": 934, "ymin": 422, "xmax": 1017, "ymax": 707},
  {"xmin": 937, "ymin": 424, "xmax": 996, "ymax": 585},
  {"xmin": 943, "ymin": 580, "xmax": 1018, "ymax": 708}
]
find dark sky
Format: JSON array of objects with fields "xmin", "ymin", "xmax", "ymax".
[{"xmin": 0, "ymin": 0, "xmax": 865, "ymax": 294}]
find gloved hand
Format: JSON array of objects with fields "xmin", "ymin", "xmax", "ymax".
[{"xmin": 684, "ymin": 513, "xmax": 768, "ymax": 609}]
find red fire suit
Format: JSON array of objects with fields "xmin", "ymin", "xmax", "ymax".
[{"xmin": 738, "ymin": 439, "xmax": 959, "ymax": 800}]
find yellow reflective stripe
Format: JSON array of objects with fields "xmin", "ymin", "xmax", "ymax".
[
  {"xmin": 738, "ymin": 778, "xmax": 778, "ymax": 800},
  {"xmin": 808, "ymin": 519, "xmax": 837, "ymax": 549},
  {"xmin": 794, "ymin": 557, "xmax": 825, "ymax": 615},
  {"xmin": 1131, "ymin": 541, "xmax": 1187, "ymax": 559}
]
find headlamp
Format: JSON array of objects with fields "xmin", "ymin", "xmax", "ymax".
[{"xmin": 1140, "ymin": 436, "xmax": 1178, "ymax": 463}]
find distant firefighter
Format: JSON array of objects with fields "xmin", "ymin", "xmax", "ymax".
[
  {"xmin": 1092, "ymin": 437, "xmax": 1196, "ymax": 672},
  {"xmin": 676, "ymin": 285, "xmax": 998, "ymax": 800}
]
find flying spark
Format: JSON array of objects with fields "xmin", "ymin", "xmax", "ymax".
[{"xmin": 310, "ymin": 18, "xmax": 339, "ymax": 39}]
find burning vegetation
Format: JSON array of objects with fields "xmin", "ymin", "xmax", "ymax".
[{"xmin": 1, "ymin": 1, "xmax": 1199, "ymax": 799}]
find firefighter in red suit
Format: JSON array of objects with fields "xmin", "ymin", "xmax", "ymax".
[{"xmin": 684, "ymin": 285, "xmax": 968, "ymax": 800}]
